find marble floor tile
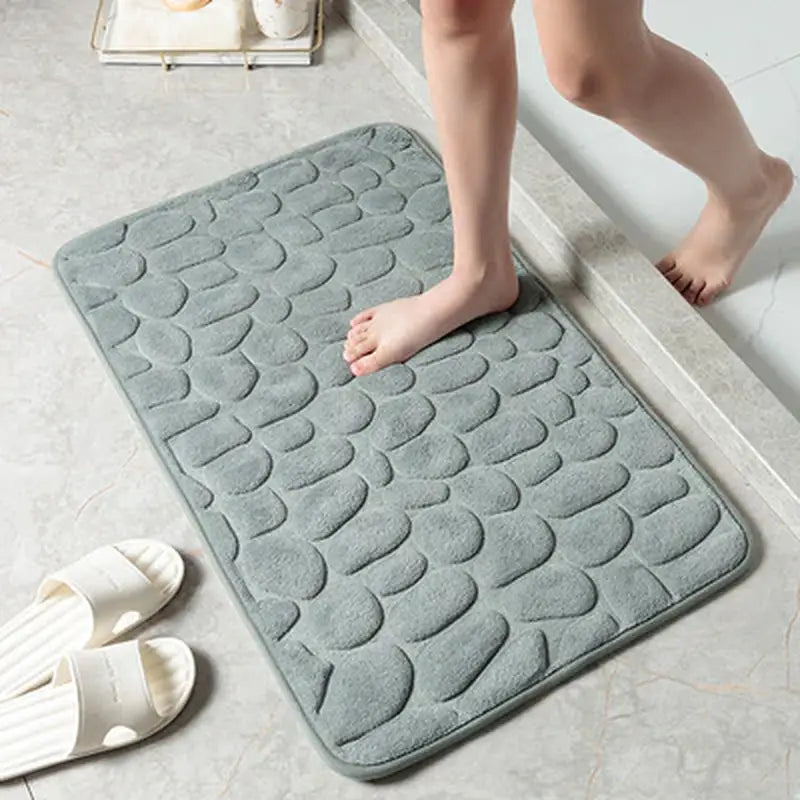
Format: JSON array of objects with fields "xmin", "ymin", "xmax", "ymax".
[
  {"xmin": 643, "ymin": 0, "xmax": 800, "ymax": 84},
  {"xmin": 1, "ymin": 2, "xmax": 800, "ymax": 798},
  {"xmin": 0, "ymin": 779, "xmax": 33, "ymax": 800}
]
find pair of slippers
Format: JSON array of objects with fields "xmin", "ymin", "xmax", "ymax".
[{"xmin": 0, "ymin": 539, "xmax": 195, "ymax": 782}]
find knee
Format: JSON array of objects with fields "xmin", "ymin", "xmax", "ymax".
[
  {"xmin": 421, "ymin": 0, "xmax": 504, "ymax": 39},
  {"xmin": 545, "ymin": 54, "xmax": 653, "ymax": 116},
  {"xmin": 547, "ymin": 59, "xmax": 605, "ymax": 108}
]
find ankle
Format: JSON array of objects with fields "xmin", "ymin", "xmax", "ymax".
[
  {"xmin": 447, "ymin": 260, "xmax": 519, "ymax": 309},
  {"xmin": 451, "ymin": 250, "xmax": 515, "ymax": 283},
  {"xmin": 710, "ymin": 152, "xmax": 791, "ymax": 212}
]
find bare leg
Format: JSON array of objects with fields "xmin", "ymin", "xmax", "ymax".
[
  {"xmin": 532, "ymin": 0, "xmax": 794, "ymax": 304},
  {"xmin": 344, "ymin": 0, "xmax": 519, "ymax": 376}
]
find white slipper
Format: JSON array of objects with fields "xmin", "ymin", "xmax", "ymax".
[
  {"xmin": 0, "ymin": 540, "xmax": 184, "ymax": 701},
  {"xmin": 0, "ymin": 637, "xmax": 195, "ymax": 782}
]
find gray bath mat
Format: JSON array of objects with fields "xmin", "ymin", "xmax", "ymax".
[{"xmin": 54, "ymin": 124, "xmax": 752, "ymax": 779}]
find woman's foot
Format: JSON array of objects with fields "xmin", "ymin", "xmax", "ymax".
[
  {"xmin": 657, "ymin": 154, "xmax": 794, "ymax": 305},
  {"xmin": 343, "ymin": 264, "xmax": 520, "ymax": 377}
]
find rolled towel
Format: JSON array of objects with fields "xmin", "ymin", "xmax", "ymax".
[{"xmin": 107, "ymin": 0, "xmax": 245, "ymax": 51}]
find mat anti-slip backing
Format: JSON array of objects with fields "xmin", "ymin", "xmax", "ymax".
[{"xmin": 54, "ymin": 124, "xmax": 753, "ymax": 779}]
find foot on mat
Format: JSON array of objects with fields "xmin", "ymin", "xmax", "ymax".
[{"xmin": 343, "ymin": 264, "xmax": 520, "ymax": 377}]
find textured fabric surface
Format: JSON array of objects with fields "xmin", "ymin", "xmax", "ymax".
[{"xmin": 54, "ymin": 123, "xmax": 752, "ymax": 779}]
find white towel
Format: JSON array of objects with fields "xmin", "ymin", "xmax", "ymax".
[{"xmin": 107, "ymin": 0, "xmax": 245, "ymax": 51}]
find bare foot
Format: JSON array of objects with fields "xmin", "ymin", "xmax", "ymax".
[
  {"xmin": 343, "ymin": 265, "xmax": 519, "ymax": 376},
  {"xmin": 657, "ymin": 154, "xmax": 795, "ymax": 305}
]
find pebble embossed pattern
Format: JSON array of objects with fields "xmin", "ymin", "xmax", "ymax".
[{"xmin": 54, "ymin": 124, "xmax": 752, "ymax": 779}]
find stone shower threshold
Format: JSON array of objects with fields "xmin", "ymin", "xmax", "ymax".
[{"xmin": 333, "ymin": 0, "xmax": 800, "ymax": 535}]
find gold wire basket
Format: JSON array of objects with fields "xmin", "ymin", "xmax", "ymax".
[{"xmin": 91, "ymin": 0, "xmax": 324, "ymax": 68}]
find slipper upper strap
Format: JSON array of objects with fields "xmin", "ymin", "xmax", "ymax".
[
  {"xmin": 35, "ymin": 546, "xmax": 164, "ymax": 647},
  {"xmin": 54, "ymin": 640, "xmax": 163, "ymax": 757}
]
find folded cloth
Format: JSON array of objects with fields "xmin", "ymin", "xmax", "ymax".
[{"xmin": 107, "ymin": 0, "xmax": 245, "ymax": 51}]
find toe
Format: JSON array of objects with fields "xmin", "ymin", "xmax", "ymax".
[
  {"xmin": 350, "ymin": 352, "xmax": 383, "ymax": 376},
  {"xmin": 347, "ymin": 323, "xmax": 370, "ymax": 343},
  {"xmin": 672, "ymin": 272, "xmax": 693, "ymax": 294},
  {"xmin": 656, "ymin": 256, "xmax": 677, "ymax": 275},
  {"xmin": 696, "ymin": 285, "xmax": 716, "ymax": 306},
  {"xmin": 696, "ymin": 277, "xmax": 729, "ymax": 306},
  {"xmin": 350, "ymin": 309, "xmax": 374, "ymax": 327},
  {"xmin": 344, "ymin": 336, "xmax": 376, "ymax": 364},
  {"xmin": 660, "ymin": 263, "xmax": 682, "ymax": 284},
  {"xmin": 683, "ymin": 279, "xmax": 704, "ymax": 304}
]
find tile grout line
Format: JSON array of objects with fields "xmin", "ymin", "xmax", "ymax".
[
  {"xmin": 23, "ymin": 777, "xmax": 35, "ymax": 800},
  {"xmin": 729, "ymin": 51, "xmax": 800, "ymax": 87},
  {"xmin": 16, "ymin": 248, "xmax": 51, "ymax": 269}
]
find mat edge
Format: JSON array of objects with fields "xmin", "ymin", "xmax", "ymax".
[{"xmin": 51, "ymin": 121, "xmax": 757, "ymax": 782}]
